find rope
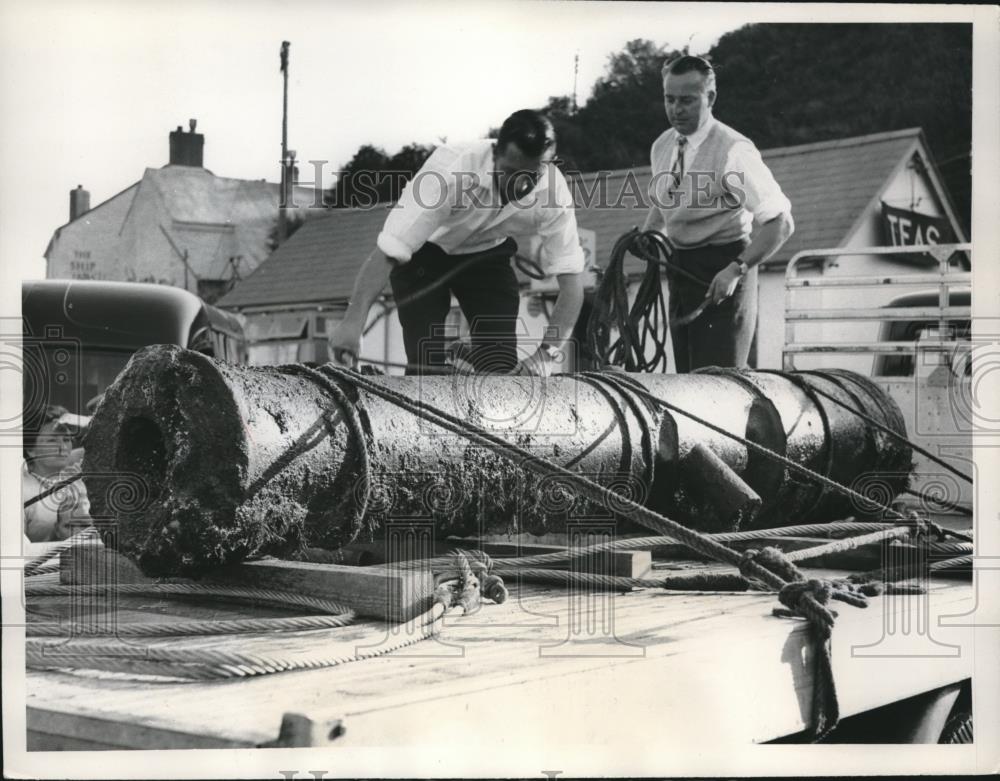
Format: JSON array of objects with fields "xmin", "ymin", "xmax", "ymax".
[
  {"xmin": 23, "ymin": 526, "xmax": 101, "ymax": 578},
  {"xmin": 24, "ymin": 546, "xmax": 515, "ymax": 678},
  {"xmin": 278, "ymin": 362, "xmax": 373, "ymax": 540},
  {"xmin": 412, "ymin": 521, "xmax": 918, "ymax": 573},
  {"xmin": 586, "ymin": 228, "xmax": 712, "ymax": 372},
  {"xmin": 24, "ymin": 582, "xmax": 352, "ymax": 613},
  {"xmin": 500, "ymin": 566, "xmax": 756, "ymax": 592},
  {"xmin": 849, "ymin": 551, "xmax": 973, "ymax": 586},
  {"xmin": 783, "ymin": 527, "xmax": 912, "ymax": 563},
  {"xmin": 901, "ymin": 487, "xmax": 972, "ymax": 516},
  {"xmin": 931, "ymin": 555, "xmax": 973, "ymax": 571},
  {"xmin": 27, "ymin": 613, "xmax": 358, "ymax": 638},
  {"xmin": 588, "ymin": 372, "xmax": 969, "ymax": 543},
  {"xmin": 318, "ymin": 363, "xmax": 788, "ymax": 588},
  {"xmin": 795, "ymin": 370, "xmax": 973, "ymax": 485},
  {"xmin": 312, "ymin": 362, "xmax": 979, "ymax": 738},
  {"xmin": 27, "ymin": 603, "xmax": 447, "ymax": 680},
  {"xmin": 23, "ymin": 471, "xmax": 86, "ymax": 509}
]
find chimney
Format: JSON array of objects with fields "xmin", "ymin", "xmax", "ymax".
[
  {"xmin": 168, "ymin": 119, "xmax": 204, "ymax": 167},
  {"xmin": 69, "ymin": 185, "xmax": 90, "ymax": 221}
]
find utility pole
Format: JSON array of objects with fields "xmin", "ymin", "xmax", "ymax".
[
  {"xmin": 572, "ymin": 51, "xmax": 579, "ymax": 113},
  {"xmin": 278, "ymin": 40, "xmax": 291, "ymax": 244}
]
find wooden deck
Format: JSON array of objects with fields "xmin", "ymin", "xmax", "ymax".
[{"xmin": 24, "ymin": 565, "xmax": 975, "ymax": 752}]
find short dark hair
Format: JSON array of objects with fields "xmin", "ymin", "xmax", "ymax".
[
  {"xmin": 496, "ymin": 109, "xmax": 555, "ymax": 158},
  {"xmin": 662, "ymin": 55, "xmax": 716, "ymax": 90},
  {"xmin": 23, "ymin": 404, "xmax": 69, "ymax": 454}
]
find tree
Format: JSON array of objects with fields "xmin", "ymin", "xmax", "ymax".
[
  {"xmin": 327, "ymin": 142, "xmax": 434, "ymax": 208},
  {"xmin": 540, "ymin": 27, "xmax": 972, "ymax": 231},
  {"xmin": 564, "ymin": 39, "xmax": 681, "ymax": 172},
  {"xmin": 708, "ymin": 24, "xmax": 971, "ymax": 232},
  {"xmin": 266, "ymin": 211, "xmax": 305, "ymax": 253},
  {"xmin": 328, "ymin": 144, "xmax": 391, "ymax": 208},
  {"xmin": 388, "ymin": 143, "xmax": 434, "ymax": 176}
]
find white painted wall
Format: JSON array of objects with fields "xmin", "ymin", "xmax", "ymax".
[
  {"xmin": 45, "ymin": 185, "xmax": 138, "ymax": 281},
  {"xmin": 788, "ymin": 150, "xmax": 962, "ymax": 374}
]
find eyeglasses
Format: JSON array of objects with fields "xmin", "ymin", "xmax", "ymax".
[{"xmin": 495, "ymin": 157, "xmax": 565, "ymax": 201}]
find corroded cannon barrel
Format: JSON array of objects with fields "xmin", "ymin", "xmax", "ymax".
[{"xmin": 83, "ymin": 346, "xmax": 912, "ymax": 575}]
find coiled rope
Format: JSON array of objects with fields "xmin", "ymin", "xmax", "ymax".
[
  {"xmin": 24, "ymin": 548, "xmax": 507, "ymax": 679},
  {"xmin": 586, "ymin": 228, "xmax": 711, "ymax": 372},
  {"xmin": 27, "ymin": 603, "xmax": 446, "ymax": 681}
]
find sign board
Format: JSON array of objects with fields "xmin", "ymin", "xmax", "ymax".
[
  {"xmin": 880, "ymin": 202, "xmax": 955, "ymax": 262},
  {"xmin": 528, "ymin": 227, "xmax": 599, "ymax": 294}
]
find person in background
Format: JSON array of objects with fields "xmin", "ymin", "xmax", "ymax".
[
  {"xmin": 328, "ymin": 109, "xmax": 586, "ymax": 376},
  {"xmin": 643, "ymin": 55, "xmax": 794, "ymax": 372},
  {"xmin": 23, "ymin": 405, "xmax": 91, "ymax": 543}
]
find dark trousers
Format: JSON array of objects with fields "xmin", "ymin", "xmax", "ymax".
[
  {"xmin": 667, "ymin": 239, "xmax": 757, "ymax": 373},
  {"xmin": 389, "ymin": 240, "xmax": 520, "ymax": 375}
]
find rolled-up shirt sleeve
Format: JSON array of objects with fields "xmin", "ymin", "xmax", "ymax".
[
  {"xmin": 535, "ymin": 178, "xmax": 586, "ymax": 275},
  {"xmin": 725, "ymin": 142, "xmax": 792, "ymax": 224},
  {"xmin": 376, "ymin": 149, "xmax": 455, "ymax": 262}
]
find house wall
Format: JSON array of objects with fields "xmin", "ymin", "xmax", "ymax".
[
  {"xmin": 46, "ymin": 185, "xmax": 138, "ymax": 281},
  {"xmin": 786, "ymin": 150, "xmax": 963, "ymax": 374},
  {"xmin": 116, "ymin": 181, "xmax": 190, "ymax": 288},
  {"xmin": 244, "ymin": 293, "xmax": 555, "ymax": 374},
  {"xmin": 47, "ymin": 172, "xmax": 312, "ymax": 293}
]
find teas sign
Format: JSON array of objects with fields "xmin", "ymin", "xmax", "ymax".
[{"xmin": 881, "ymin": 203, "xmax": 954, "ymax": 254}]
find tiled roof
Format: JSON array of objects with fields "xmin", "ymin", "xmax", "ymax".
[
  {"xmin": 149, "ymin": 166, "xmax": 316, "ymax": 279},
  {"xmin": 758, "ymin": 128, "xmax": 924, "ymax": 267},
  {"xmin": 219, "ymin": 128, "xmax": 926, "ymax": 309},
  {"xmin": 218, "ymin": 205, "xmax": 394, "ymax": 307}
]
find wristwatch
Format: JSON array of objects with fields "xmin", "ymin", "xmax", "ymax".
[
  {"xmin": 734, "ymin": 259, "xmax": 749, "ymax": 276},
  {"xmin": 539, "ymin": 343, "xmax": 561, "ymax": 361}
]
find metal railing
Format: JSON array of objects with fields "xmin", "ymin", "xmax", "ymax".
[{"xmin": 782, "ymin": 243, "xmax": 972, "ymax": 371}]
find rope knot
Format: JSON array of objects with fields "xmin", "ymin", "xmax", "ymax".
[
  {"xmin": 434, "ymin": 550, "xmax": 508, "ymax": 610},
  {"xmin": 776, "ymin": 579, "xmax": 836, "ymax": 632},
  {"xmin": 738, "ymin": 546, "xmax": 802, "ymax": 585},
  {"xmin": 774, "ymin": 577, "xmax": 874, "ymax": 632}
]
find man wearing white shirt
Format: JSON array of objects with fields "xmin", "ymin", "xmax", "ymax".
[
  {"xmin": 329, "ymin": 110, "xmax": 586, "ymax": 375},
  {"xmin": 644, "ymin": 55, "xmax": 794, "ymax": 372}
]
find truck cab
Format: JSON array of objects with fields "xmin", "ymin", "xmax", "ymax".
[{"xmin": 21, "ymin": 279, "xmax": 247, "ymax": 425}]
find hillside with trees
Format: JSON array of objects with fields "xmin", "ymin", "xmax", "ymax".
[{"xmin": 328, "ymin": 24, "xmax": 971, "ymax": 231}]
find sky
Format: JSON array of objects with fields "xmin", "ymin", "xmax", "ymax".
[{"xmin": 0, "ymin": 0, "xmax": 747, "ymax": 279}]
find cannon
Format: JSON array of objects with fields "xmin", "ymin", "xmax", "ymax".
[{"xmin": 83, "ymin": 346, "xmax": 912, "ymax": 576}]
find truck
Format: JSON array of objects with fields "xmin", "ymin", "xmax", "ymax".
[{"xmin": 14, "ymin": 246, "xmax": 979, "ymax": 771}]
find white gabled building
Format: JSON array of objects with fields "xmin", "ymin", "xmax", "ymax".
[{"xmin": 44, "ymin": 121, "xmax": 315, "ymax": 303}]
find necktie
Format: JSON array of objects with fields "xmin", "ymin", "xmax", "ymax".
[{"xmin": 670, "ymin": 136, "xmax": 687, "ymax": 192}]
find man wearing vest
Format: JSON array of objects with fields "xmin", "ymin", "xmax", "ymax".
[
  {"xmin": 643, "ymin": 55, "xmax": 794, "ymax": 372},
  {"xmin": 328, "ymin": 109, "xmax": 586, "ymax": 376}
]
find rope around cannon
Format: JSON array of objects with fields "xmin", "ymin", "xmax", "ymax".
[{"xmin": 314, "ymin": 362, "xmax": 955, "ymax": 740}]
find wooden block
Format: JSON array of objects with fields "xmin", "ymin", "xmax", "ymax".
[
  {"xmin": 59, "ymin": 542, "xmax": 151, "ymax": 585},
  {"xmin": 467, "ymin": 541, "xmax": 652, "ymax": 579},
  {"xmin": 204, "ymin": 560, "xmax": 434, "ymax": 623},
  {"xmin": 345, "ymin": 538, "xmax": 652, "ymax": 578}
]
